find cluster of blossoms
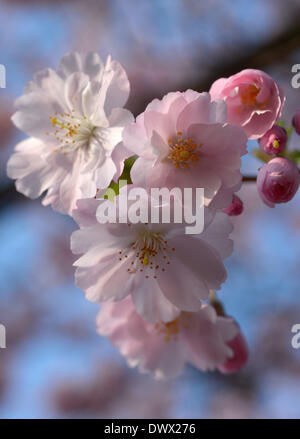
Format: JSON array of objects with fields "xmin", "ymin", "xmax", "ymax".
[
  {"xmin": 7, "ymin": 52, "xmax": 299, "ymax": 379},
  {"xmin": 255, "ymin": 109, "xmax": 300, "ymax": 207}
]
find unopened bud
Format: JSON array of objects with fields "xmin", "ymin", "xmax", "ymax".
[
  {"xmin": 258, "ymin": 125, "xmax": 287, "ymax": 155},
  {"xmin": 257, "ymin": 157, "xmax": 300, "ymax": 207},
  {"xmin": 218, "ymin": 331, "xmax": 248, "ymax": 374},
  {"xmin": 292, "ymin": 109, "xmax": 300, "ymax": 135},
  {"xmin": 222, "ymin": 195, "xmax": 243, "ymax": 216}
]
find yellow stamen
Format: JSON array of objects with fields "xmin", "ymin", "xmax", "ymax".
[
  {"xmin": 240, "ymin": 84, "xmax": 260, "ymax": 107},
  {"xmin": 51, "ymin": 116, "xmax": 78, "ymax": 136},
  {"xmin": 155, "ymin": 313, "xmax": 191, "ymax": 342},
  {"xmin": 120, "ymin": 230, "xmax": 172, "ymax": 278},
  {"xmin": 180, "ymin": 150, "xmax": 190, "ymax": 160},
  {"xmin": 142, "ymin": 251, "xmax": 149, "ymax": 265},
  {"xmin": 168, "ymin": 135, "xmax": 202, "ymax": 169},
  {"xmin": 47, "ymin": 109, "xmax": 95, "ymax": 155}
]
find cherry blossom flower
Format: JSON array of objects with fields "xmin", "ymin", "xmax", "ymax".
[
  {"xmin": 257, "ymin": 157, "xmax": 300, "ymax": 207},
  {"xmin": 210, "ymin": 69, "xmax": 285, "ymax": 140},
  {"xmin": 122, "ymin": 91, "xmax": 247, "ymax": 210},
  {"xmin": 7, "ymin": 52, "xmax": 133, "ymax": 214},
  {"xmin": 71, "ymin": 190, "xmax": 233, "ymax": 323},
  {"xmin": 96, "ymin": 297, "xmax": 238, "ymax": 380}
]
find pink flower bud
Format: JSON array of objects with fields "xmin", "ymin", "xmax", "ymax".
[
  {"xmin": 218, "ymin": 331, "xmax": 248, "ymax": 374},
  {"xmin": 292, "ymin": 109, "xmax": 300, "ymax": 135},
  {"xmin": 258, "ymin": 125, "xmax": 287, "ymax": 155},
  {"xmin": 222, "ymin": 195, "xmax": 243, "ymax": 216},
  {"xmin": 257, "ymin": 157, "xmax": 300, "ymax": 207}
]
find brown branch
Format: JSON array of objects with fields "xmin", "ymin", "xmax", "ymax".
[
  {"xmin": 130, "ymin": 18, "xmax": 300, "ymax": 114},
  {"xmin": 190, "ymin": 19, "xmax": 300, "ymax": 94},
  {"xmin": 0, "ymin": 183, "xmax": 28, "ymax": 210},
  {"xmin": 242, "ymin": 176, "xmax": 257, "ymax": 182}
]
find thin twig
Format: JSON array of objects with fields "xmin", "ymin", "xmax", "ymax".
[{"xmin": 242, "ymin": 176, "xmax": 257, "ymax": 182}]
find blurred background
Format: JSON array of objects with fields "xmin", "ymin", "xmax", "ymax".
[{"xmin": 1, "ymin": 0, "xmax": 300, "ymax": 419}]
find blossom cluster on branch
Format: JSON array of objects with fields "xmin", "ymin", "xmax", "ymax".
[{"xmin": 6, "ymin": 52, "xmax": 300, "ymax": 379}]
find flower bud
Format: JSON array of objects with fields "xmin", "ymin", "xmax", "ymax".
[
  {"xmin": 257, "ymin": 157, "xmax": 300, "ymax": 207},
  {"xmin": 258, "ymin": 125, "xmax": 287, "ymax": 155},
  {"xmin": 218, "ymin": 331, "xmax": 248, "ymax": 374},
  {"xmin": 222, "ymin": 195, "xmax": 243, "ymax": 216},
  {"xmin": 292, "ymin": 109, "xmax": 300, "ymax": 135}
]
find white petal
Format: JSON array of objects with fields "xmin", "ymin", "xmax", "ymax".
[
  {"xmin": 168, "ymin": 235, "xmax": 227, "ymax": 293},
  {"xmin": 183, "ymin": 305, "xmax": 232, "ymax": 371},
  {"xmin": 72, "ymin": 198, "xmax": 102, "ymax": 227},
  {"xmin": 102, "ymin": 57, "xmax": 130, "ymax": 115},
  {"xmin": 95, "ymin": 157, "xmax": 117, "ymax": 189},
  {"xmin": 139, "ymin": 334, "xmax": 185, "ymax": 380},
  {"xmin": 71, "ymin": 224, "xmax": 114, "ymax": 255},
  {"xmin": 157, "ymin": 255, "xmax": 207, "ymax": 311},
  {"xmin": 132, "ymin": 274, "xmax": 180, "ymax": 323},
  {"xmin": 64, "ymin": 72, "xmax": 89, "ymax": 113},
  {"xmin": 108, "ymin": 107, "xmax": 134, "ymax": 127},
  {"xmin": 12, "ymin": 91, "xmax": 65, "ymax": 139},
  {"xmin": 201, "ymin": 212, "xmax": 233, "ymax": 259},
  {"xmin": 76, "ymin": 254, "xmax": 135, "ymax": 302},
  {"xmin": 111, "ymin": 142, "xmax": 132, "ymax": 181},
  {"xmin": 95, "ymin": 127, "xmax": 123, "ymax": 152},
  {"xmin": 7, "ymin": 139, "xmax": 63, "ymax": 199},
  {"xmin": 58, "ymin": 51, "xmax": 104, "ymax": 80}
]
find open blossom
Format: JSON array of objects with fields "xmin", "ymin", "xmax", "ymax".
[
  {"xmin": 257, "ymin": 157, "xmax": 300, "ymax": 207},
  {"xmin": 96, "ymin": 297, "xmax": 238, "ymax": 380},
  {"xmin": 210, "ymin": 69, "xmax": 285, "ymax": 140},
  {"xmin": 71, "ymin": 189, "xmax": 233, "ymax": 323},
  {"xmin": 7, "ymin": 52, "xmax": 133, "ymax": 214},
  {"xmin": 122, "ymin": 91, "xmax": 247, "ymax": 210}
]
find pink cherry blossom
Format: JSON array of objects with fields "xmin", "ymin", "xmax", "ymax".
[
  {"xmin": 96, "ymin": 297, "xmax": 238, "ymax": 379},
  {"xmin": 7, "ymin": 52, "xmax": 133, "ymax": 214},
  {"xmin": 71, "ymin": 189, "xmax": 233, "ymax": 323},
  {"xmin": 210, "ymin": 69, "xmax": 285, "ymax": 140},
  {"xmin": 122, "ymin": 91, "xmax": 247, "ymax": 210},
  {"xmin": 257, "ymin": 157, "xmax": 300, "ymax": 207}
]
